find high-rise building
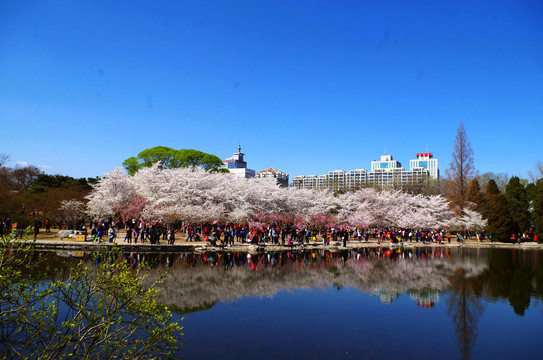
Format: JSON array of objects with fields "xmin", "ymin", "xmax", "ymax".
[
  {"xmin": 223, "ymin": 145, "xmax": 255, "ymax": 178},
  {"xmin": 410, "ymin": 152, "xmax": 439, "ymax": 179},
  {"xmin": 292, "ymin": 152, "xmax": 437, "ymax": 190},
  {"xmin": 371, "ymin": 154, "xmax": 402, "ymax": 171}
]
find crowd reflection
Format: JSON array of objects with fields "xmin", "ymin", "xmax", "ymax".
[{"xmin": 118, "ymin": 246, "xmax": 460, "ymax": 272}]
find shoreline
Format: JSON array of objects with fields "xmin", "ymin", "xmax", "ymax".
[{"xmin": 11, "ymin": 237, "xmax": 543, "ymax": 253}]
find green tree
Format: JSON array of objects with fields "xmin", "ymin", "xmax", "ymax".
[
  {"xmin": 485, "ymin": 179, "xmax": 500, "ymax": 197},
  {"xmin": 487, "ymin": 194, "xmax": 514, "ymax": 242},
  {"xmin": 122, "ymin": 157, "xmax": 142, "ymax": 176},
  {"xmin": 137, "ymin": 146, "xmax": 181, "ymax": 169},
  {"xmin": 526, "ymin": 182, "xmax": 537, "ymax": 205},
  {"xmin": 175, "ymin": 149, "xmax": 225, "ymax": 172},
  {"xmin": 534, "ymin": 191, "xmax": 543, "ymax": 243},
  {"xmin": 505, "ymin": 176, "xmax": 530, "ymax": 234},
  {"xmin": 476, "ymin": 179, "xmax": 499, "ymax": 219},
  {"xmin": 467, "ymin": 178, "xmax": 484, "ymax": 211},
  {"xmin": 123, "ymin": 147, "xmax": 227, "ymax": 175},
  {"xmin": 0, "ymin": 240, "xmax": 183, "ymax": 359}
]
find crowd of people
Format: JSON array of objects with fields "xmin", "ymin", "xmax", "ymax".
[
  {"xmin": 0, "ymin": 215, "xmax": 496, "ymax": 246},
  {"xmin": 80, "ymin": 219, "xmax": 485, "ymax": 247}
]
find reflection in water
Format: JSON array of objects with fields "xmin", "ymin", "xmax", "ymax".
[
  {"xmin": 145, "ymin": 247, "xmax": 490, "ymax": 311},
  {"xmin": 486, "ymin": 248, "xmax": 540, "ymax": 316},
  {"xmin": 447, "ymin": 268, "xmax": 485, "ymax": 360},
  {"xmin": 38, "ymin": 247, "xmax": 543, "ymax": 359},
  {"xmin": 45, "ymin": 247, "xmax": 543, "ymax": 315}
]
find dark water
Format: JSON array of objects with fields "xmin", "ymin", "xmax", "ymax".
[{"xmin": 33, "ymin": 247, "xmax": 543, "ymax": 359}]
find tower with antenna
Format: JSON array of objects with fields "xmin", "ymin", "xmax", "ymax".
[{"xmin": 223, "ymin": 144, "xmax": 255, "ymax": 178}]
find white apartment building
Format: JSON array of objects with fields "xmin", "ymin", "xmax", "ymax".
[
  {"xmin": 255, "ymin": 167, "xmax": 289, "ymax": 187},
  {"xmin": 371, "ymin": 154, "xmax": 402, "ymax": 171},
  {"xmin": 292, "ymin": 152, "xmax": 437, "ymax": 190},
  {"xmin": 410, "ymin": 152, "xmax": 439, "ymax": 179}
]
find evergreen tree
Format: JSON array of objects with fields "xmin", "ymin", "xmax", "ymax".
[
  {"xmin": 467, "ymin": 178, "xmax": 484, "ymax": 211},
  {"xmin": 526, "ymin": 182, "xmax": 537, "ymax": 204},
  {"xmin": 535, "ymin": 192, "xmax": 543, "ymax": 243},
  {"xmin": 505, "ymin": 176, "xmax": 530, "ymax": 234},
  {"xmin": 486, "ymin": 179, "xmax": 500, "ymax": 197},
  {"xmin": 479, "ymin": 179, "xmax": 500, "ymax": 219},
  {"xmin": 487, "ymin": 194, "xmax": 514, "ymax": 242},
  {"xmin": 528, "ymin": 180, "xmax": 543, "ymax": 219}
]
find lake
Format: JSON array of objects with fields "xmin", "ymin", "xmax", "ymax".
[{"xmin": 28, "ymin": 247, "xmax": 543, "ymax": 359}]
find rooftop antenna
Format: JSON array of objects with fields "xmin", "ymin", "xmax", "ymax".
[{"xmin": 384, "ymin": 145, "xmax": 387, "ymax": 155}]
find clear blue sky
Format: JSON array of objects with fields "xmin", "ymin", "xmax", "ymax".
[{"xmin": 1, "ymin": 0, "xmax": 542, "ymax": 180}]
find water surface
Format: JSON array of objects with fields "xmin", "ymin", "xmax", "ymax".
[{"xmin": 41, "ymin": 247, "xmax": 543, "ymax": 359}]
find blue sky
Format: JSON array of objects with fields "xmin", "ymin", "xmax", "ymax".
[{"xmin": 1, "ymin": 0, "xmax": 542, "ymax": 180}]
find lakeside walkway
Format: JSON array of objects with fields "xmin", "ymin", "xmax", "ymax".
[{"xmin": 12, "ymin": 229, "xmax": 543, "ymax": 253}]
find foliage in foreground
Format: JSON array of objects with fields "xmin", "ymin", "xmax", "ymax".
[{"xmin": 0, "ymin": 238, "xmax": 183, "ymax": 359}]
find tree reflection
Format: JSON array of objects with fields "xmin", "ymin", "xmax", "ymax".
[
  {"xmin": 486, "ymin": 249, "xmax": 535, "ymax": 316},
  {"xmin": 447, "ymin": 268, "xmax": 485, "ymax": 360},
  {"xmin": 28, "ymin": 248, "xmax": 543, "ymax": 320}
]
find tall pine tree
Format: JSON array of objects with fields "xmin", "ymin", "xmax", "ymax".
[
  {"xmin": 486, "ymin": 179, "xmax": 500, "ymax": 196},
  {"xmin": 505, "ymin": 176, "xmax": 529, "ymax": 235},
  {"xmin": 487, "ymin": 194, "xmax": 514, "ymax": 242},
  {"xmin": 467, "ymin": 178, "xmax": 484, "ymax": 212},
  {"xmin": 535, "ymin": 192, "xmax": 543, "ymax": 243},
  {"xmin": 532, "ymin": 181, "xmax": 543, "ymax": 242},
  {"xmin": 479, "ymin": 179, "xmax": 500, "ymax": 219}
]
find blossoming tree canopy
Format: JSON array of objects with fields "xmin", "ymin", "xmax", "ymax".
[
  {"xmin": 122, "ymin": 146, "xmax": 226, "ymax": 175},
  {"xmin": 87, "ymin": 164, "xmax": 479, "ymax": 231}
]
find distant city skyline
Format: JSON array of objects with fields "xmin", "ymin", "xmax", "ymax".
[
  {"xmin": 1, "ymin": 1, "xmax": 541, "ymax": 181},
  {"xmin": 293, "ymin": 152, "xmax": 434, "ymax": 190}
]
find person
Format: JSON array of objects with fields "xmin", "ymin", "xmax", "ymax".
[
  {"xmin": 45, "ymin": 219, "xmax": 51, "ymax": 233},
  {"xmin": 148, "ymin": 225, "xmax": 156, "ymax": 244},
  {"xmin": 140, "ymin": 225, "xmax": 148, "ymax": 243},
  {"xmin": 134, "ymin": 224, "xmax": 140, "ymax": 242},
  {"xmin": 168, "ymin": 227, "xmax": 175, "ymax": 245},
  {"xmin": 186, "ymin": 226, "xmax": 193, "ymax": 241},
  {"xmin": 96, "ymin": 228, "xmax": 103, "ymax": 242},
  {"xmin": 125, "ymin": 227, "xmax": 133, "ymax": 244},
  {"xmin": 108, "ymin": 227, "xmax": 116, "ymax": 243},
  {"xmin": 154, "ymin": 224, "xmax": 161, "ymax": 245},
  {"xmin": 33, "ymin": 220, "xmax": 42, "ymax": 241}
]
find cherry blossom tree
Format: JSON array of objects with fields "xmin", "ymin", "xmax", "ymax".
[
  {"xmin": 59, "ymin": 199, "xmax": 86, "ymax": 228},
  {"xmin": 86, "ymin": 163, "xmax": 470, "ymax": 231},
  {"xmin": 460, "ymin": 209, "xmax": 487, "ymax": 231},
  {"xmin": 86, "ymin": 167, "xmax": 135, "ymax": 219}
]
